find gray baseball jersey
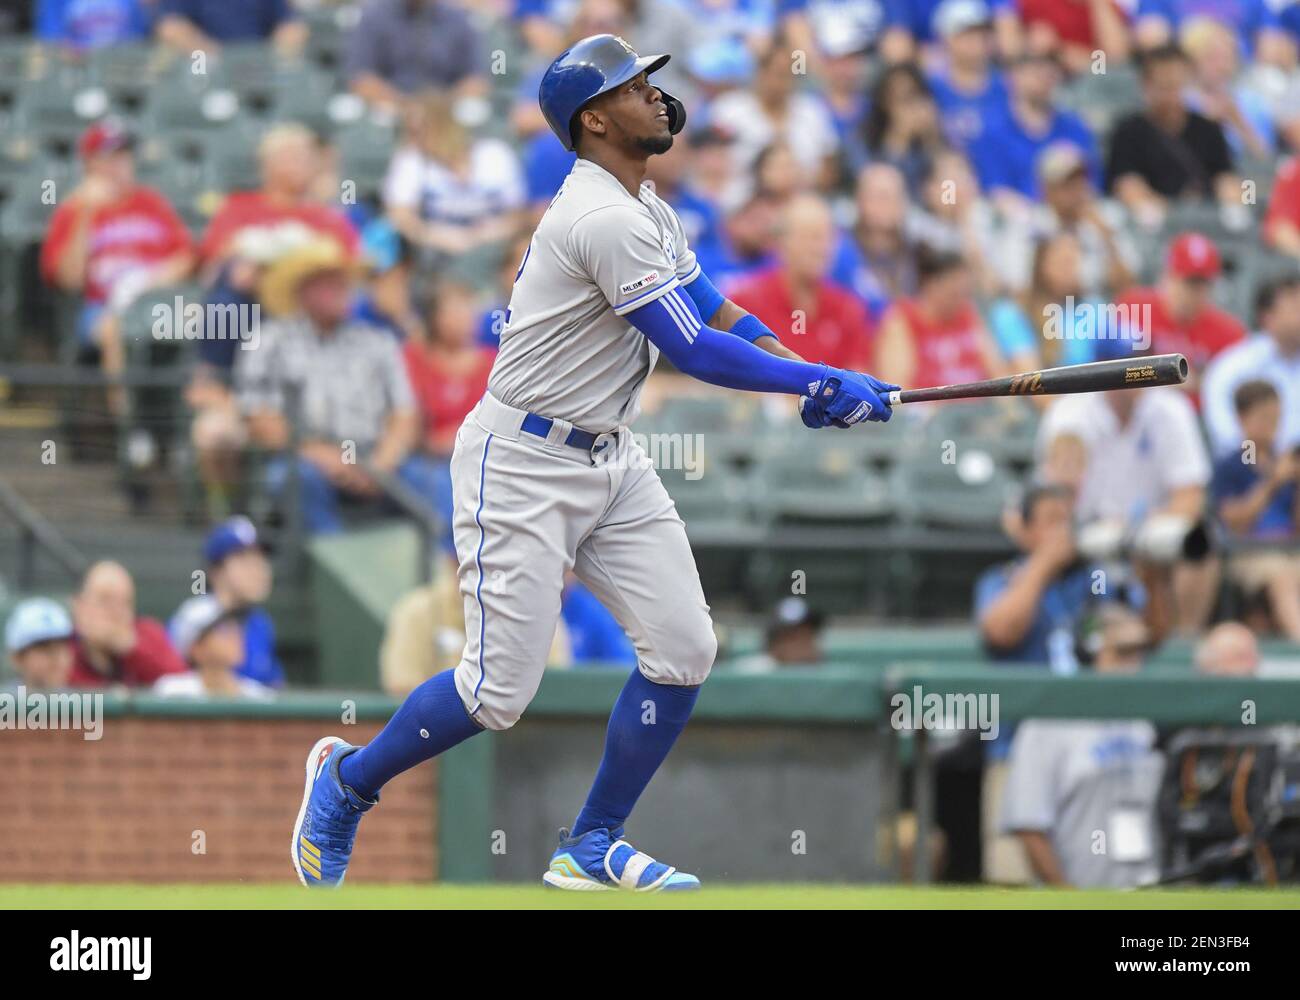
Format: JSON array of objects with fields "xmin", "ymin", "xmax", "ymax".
[{"xmin": 487, "ymin": 157, "xmax": 701, "ymax": 431}]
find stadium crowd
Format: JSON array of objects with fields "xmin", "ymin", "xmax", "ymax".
[{"xmin": 5, "ymin": 0, "xmax": 1300, "ymax": 886}]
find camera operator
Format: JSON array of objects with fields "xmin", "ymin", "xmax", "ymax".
[
  {"xmin": 1212, "ymin": 380, "xmax": 1300, "ymax": 640},
  {"xmin": 977, "ymin": 484, "xmax": 1173, "ymax": 672},
  {"xmin": 1038, "ymin": 384, "xmax": 1214, "ymax": 631}
]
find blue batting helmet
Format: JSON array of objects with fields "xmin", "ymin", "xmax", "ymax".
[{"xmin": 538, "ymin": 34, "xmax": 686, "ymax": 152}]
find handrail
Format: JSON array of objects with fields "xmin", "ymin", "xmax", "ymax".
[{"xmin": 0, "ymin": 477, "xmax": 89, "ymax": 588}]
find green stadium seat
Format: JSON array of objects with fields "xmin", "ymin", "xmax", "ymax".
[{"xmin": 753, "ymin": 435, "xmax": 896, "ymax": 524}]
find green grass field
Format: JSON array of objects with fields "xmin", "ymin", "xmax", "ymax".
[{"xmin": 3, "ymin": 884, "xmax": 1298, "ymax": 910}]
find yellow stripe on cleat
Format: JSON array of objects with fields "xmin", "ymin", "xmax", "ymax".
[
  {"xmin": 300, "ymin": 854, "xmax": 323, "ymax": 879},
  {"xmin": 300, "ymin": 837, "xmax": 322, "ymax": 862}
]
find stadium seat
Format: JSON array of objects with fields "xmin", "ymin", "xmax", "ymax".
[{"xmin": 753, "ymin": 435, "xmax": 896, "ymax": 525}]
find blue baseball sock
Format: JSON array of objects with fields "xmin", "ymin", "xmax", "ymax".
[
  {"xmin": 339, "ymin": 670, "xmax": 481, "ymax": 800},
  {"xmin": 571, "ymin": 669, "xmax": 700, "ymax": 837}
]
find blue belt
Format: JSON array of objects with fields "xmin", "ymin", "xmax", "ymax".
[{"xmin": 520, "ymin": 412, "xmax": 603, "ymax": 452}]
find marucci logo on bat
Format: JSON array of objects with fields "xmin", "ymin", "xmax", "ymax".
[{"xmin": 1008, "ymin": 372, "xmax": 1044, "ymax": 394}]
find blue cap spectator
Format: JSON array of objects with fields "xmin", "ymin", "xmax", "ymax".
[{"xmin": 5, "ymin": 598, "xmax": 75, "ymax": 690}]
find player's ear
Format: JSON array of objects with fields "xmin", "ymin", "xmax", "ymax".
[{"xmin": 579, "ymin": 107, "xmax": 607, "ymax": 143}]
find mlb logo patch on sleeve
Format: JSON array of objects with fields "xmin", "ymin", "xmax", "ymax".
[{"xmin": 620, "ymin": 271, "xmax": 660, "ymax": 295}]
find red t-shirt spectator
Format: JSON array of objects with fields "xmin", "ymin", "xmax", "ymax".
[
  {"xmin": 888, "ymin": 298, "xmax": 992, "ymax": 390},
  {"xmin": 40, "ymin": 186, "xmax": 192, "ymax": 304},
  {"xmin": 726, "ymin": 268, "xmax": 873, "ymax": 370},
  {"xmin": 199, "ymin": 192, "xmax": 360, "ymax": 264},
  {"xmin": 1265, "ymin": 157, "xmax": 1300, "ymax": 250},
  {"xmin": 68, "ymin": 617, "xmax": 187, "ymax": 688},
  {"xmin": 1115, "ymin": 287, "xmax": 1245, "ymax": 374},
  {"xmin": 1017, "ymin": 0, "xmax": 1128, "ymax": 50},
  {"xmin": 403, "ymin": 343, "xmax": 494, "ymax": 454}
]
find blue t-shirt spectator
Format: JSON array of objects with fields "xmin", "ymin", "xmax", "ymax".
[
  {"xmin": 987, "ymin": 297, "xmax": 1106, "ymax": 367},
  {"xmin": 561, "ymin": 582, "xmax": 637, "ymax": 667},
  {"xmin": 970, "ymin": 110, "xmax": 1100, "ymax": 200},
  {"xmin": 236, "ymin": 607, "xmax": 284, "ymax": 687},
  {"xmin": 1212, "ymin": 451, "xmax": 1297, "ymax": 537},
  {"xmin": 157, "ymin": 0, "xmax": 295, "ymax": 41},
  {"xmin": 38, "ymin": 0, "xmax": 151, "ymax": 48},
  {"xmin": 928, "ymin": 68, "xmax": 1009, "ymax": 153}
]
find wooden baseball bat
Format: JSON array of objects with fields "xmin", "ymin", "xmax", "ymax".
[{"xmin": 886, "ymin": 353, "xmax": 1189, "ymax": 406}]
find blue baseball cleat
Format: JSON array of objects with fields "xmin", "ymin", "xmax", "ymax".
[
  {"xmin": 291, "ymin": 736, "xmax": 377, "ymax": 888},
  {"xmin": 542, "ymin": 827, "xmax": 701, "ymax": 892}
]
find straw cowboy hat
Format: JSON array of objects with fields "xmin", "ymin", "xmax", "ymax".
[{"xmin": 257, "ymin": 237, "xmax": 361, "ymax": 318}]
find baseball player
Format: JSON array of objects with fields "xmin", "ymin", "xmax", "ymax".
[{"xmin": 292, "ymin": 34, "xmax": 897, "ymax": 892}]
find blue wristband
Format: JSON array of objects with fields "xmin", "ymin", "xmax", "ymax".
[{"xmin": 729, "ymin": 313, "xmax": 778, "ymax": 344}]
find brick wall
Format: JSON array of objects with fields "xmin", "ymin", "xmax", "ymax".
[{"xmin": 0, "ymin": 718, "xmax": 437, "ymax": 883}]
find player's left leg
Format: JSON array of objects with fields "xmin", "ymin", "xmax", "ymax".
[{"xmin": 544, "ymin": 435, "xmax": 716, "ymax": 891}]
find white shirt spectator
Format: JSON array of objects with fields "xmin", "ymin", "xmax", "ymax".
[
  {"xmin": 154, "ymin": 673, "xmax": 273, "ymax": 700},
  {"xmin": 1038, "ymin": 387, "xmax": 1211, "ymax": 526},
  {"xmin": 1201, "ymin": 333, "xmax": 1300, "ymax": 457},
  {"xmin": 383, "ymin": 139, "xmax": 525, "ymax": 228},
  {"xmin": 707, "ymin": 88, "xmax": 838, "ymax": 178}
]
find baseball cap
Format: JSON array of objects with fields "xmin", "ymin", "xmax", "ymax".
[
  {"xmin": 766, "ymin": 597, "xmax": 826, "ymax": 641},
  {"xmin": 204, "ymin": 516, "xmax": 265, "ymax": 566},
  {"xmin": 1167, "ymin": 232, "xmax": 1221, "ymax": 281},
  {"xmin": 170, "ymin": 595, "xmax": 237, "ymax": 659},
  {"xmin": 934, "ymin": 0, "xmax": 992, "ymax": 39},
  {"xmin": 5, "ymin": 598, "xmax": 73, "ymax": 654},
  {"xmin": 1036, "ymin": 142, "xmax": 1089, "ymax": 187},
  {"xmin": 78, "ymin": 118, "xmax": 134, "ymax": 160}
]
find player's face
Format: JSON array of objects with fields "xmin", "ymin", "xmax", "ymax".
[{"xmin": 594, "ymin": 72, "xmax": 674, "ymax": 155}]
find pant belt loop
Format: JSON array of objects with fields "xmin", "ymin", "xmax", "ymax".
[{"xmin": 544, "ymin": 416, "xmax": 574, "ymax": 451}]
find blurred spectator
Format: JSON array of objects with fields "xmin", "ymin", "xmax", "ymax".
[
  {"xmin": 561, "ymin": 575, "xmax": 638, "ymax": 667},
  {"xmin": 1210, "ymin": 380, "xmax": 1300, "ymax": 640},
  {"xmin": 69, "ymin": 561, "xmax": 187, "ymax": 687},
  {"xmin": 199, "ymin": 124, "xmax": 359, "ymax": 274},
  {"xmin": 1203, "ymin": 275, "xmax": 1300, "ymax": 456},
  {"xmin": 892, "ymin": 0, "xmax": 1023, "ymax": 58},
  {"xmin": 155, "ymin": 0, "xmax": 305, "ymax": 56},
  {"xmin": 910, "ymin": 149, "xmax": 1001, "ymax": 296},
  {"xmin": 40, "ymin": 120, "xmax": 195, "ymax": 415},
  {"xmin": 403, "ymin": 279, "xmax": 493, "ymax": 547},
  {"xmin": 1106, "ymin": 44, "xmax": 1239, "ymax": 227},
  {"xmin": 345, "ymin": 0, "xmax": 484, "ymax": 111},
  {"xmin": 479, "ymin": 228, "xmax": 533, "ymax": 350},
  {"xmin": 971, "ymin": 53, "xmax": 1100, "ymax": 209},
  {"xmin": 237, "ymin": 239, "xmax": 434, "ymax": 535},
  {"xmin": 1001, "ymin": 606, "xmax": 1165, "ymax": 888},
  {"xmin": 188, "ymin": 516, "xmax": 285, "ymax": 687},
  {"xmin": 779, "ymin": 0, "xmax": 912, "ymax": 72},
  {"xmin": 847, "ymin": 62, "xmax": 946, "ymax": 195},
  {"xmin": 405, "ymin": 280, "xmax": 494, "ymax": 456},
  {"xmin": 927, "ymin": 0, "xmax": 1009, "ymax": 155},
  {"xmin": 727, "ymin": 194, "xmax": 874, "ymax": 368},
  {"xmin": 1182, "ymin": 15, "xmax": 1275, "ymax": 160},
  {"xmin": 709, "ymin": 190, "xmax": 782, "ymax": 285},
  {"xmin": 1194, "ymin": 620, "xmax": 1260, "ymax": 676},
  {"xmin": 1262, "ymin": 152, "xmax": 1300, "ymax": 257},
  {"xmin": 977, "ymin": 485, "xmax": 1167, "ymax": 671},
  {"xmin": 4, "ymin": 598, "xmax": 75, "ymax": 691},
  {"xmin": 384, "ymin": 91, "xmax": 526, "ymax": 267},
  {"xmin": 998, "ymin": 141, "xmax": 1137, "ymax": 298},
  {"xmin": 37, "ymin": 0, "xmax": 151, "ymax": 49},
  {"xmin": 988, "ymin": 231, "xmax": 1096, "ymax": 374},
  {"xmin": 709, "ymin": 35, "xmax": 840, "ymax": 189},
  {"xmin": 1133, "ymin": 0, "xmax": 1294, "ymax": 68},
  {"xmin": 731, "ymin": 596, "xmax": 826, "ymax": 672},
  {"xmin": 1017, "ymin": 0, "xmax": 1132, "ymax": 73},
  {"xmin": 831, "ymin": 163, "xmax": 919, "ymax": 319},
  {"xmin": 156, "ymin": 596, "xmax": 272, "ymax": 699},
  {"xmin": 874, "ymin": 246, "xmax": 1006, "ymax": 390},
  {"xmin": 1038, "ymin": 385, "xmax": 1214, "ymax": 630},
  {"xmin": 814, "ymin": 15, "xmax": 874, "ymax": 146},
  {"xmin": 1114, "ymin": 232, "xmax": 1245, "ymax": 385}
]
